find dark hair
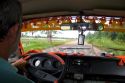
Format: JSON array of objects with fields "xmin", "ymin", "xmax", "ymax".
[{"xmin": 0, "ymin": 0, "xmax": 22, "ymax": 39}]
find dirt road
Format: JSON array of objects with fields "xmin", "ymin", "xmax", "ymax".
[
  {"xmin": 84, "ymin": 42, "xmax": 103, "ymax": 56},
  {"xmin": 43, "ymin": 40, "xmax": 102, "ymax": 56}
]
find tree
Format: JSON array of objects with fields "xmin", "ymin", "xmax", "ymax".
[{"xmin": 40, "ymin": 30, "xmax": 58, "ymax": 43}]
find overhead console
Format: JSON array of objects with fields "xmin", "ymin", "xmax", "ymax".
[{"xmin": 22, "ymin": 16, "xmax": 125, "ymax": 32}]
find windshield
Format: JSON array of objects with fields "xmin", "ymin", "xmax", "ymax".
[
  {"xmin": 21, "ymin": 30, "xmax": 92, "ymax": 55},
  {"xmin": 20, "ymin": 16, "xmax": 125, "ymax": 56},
  {"xmin": 21, "ymin": 30, "xmax": 125, "ymax": 56}
]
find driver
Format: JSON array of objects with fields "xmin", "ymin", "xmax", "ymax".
[{"xmin": 0, "ymin": 0, "xmax": 34, "ymax": 83}]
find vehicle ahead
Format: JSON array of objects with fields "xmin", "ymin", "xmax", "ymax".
[{"xmin": 10, "ymin": 0, "xmax": 125, "ymax": 83}]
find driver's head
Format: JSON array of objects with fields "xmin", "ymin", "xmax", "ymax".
[{"xmin": 0, "ymin": 0, "xmax": 22, "ymax": 60}]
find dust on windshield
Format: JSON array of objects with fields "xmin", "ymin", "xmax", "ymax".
[{"xmin": 21, "ymin": 30, "xmax": 125, "ymax": 56}]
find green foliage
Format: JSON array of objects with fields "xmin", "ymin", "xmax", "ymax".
[
  {"xmin": 21, "ymin": 38, "xmax": 69, "ymax": 52},
  {"xmin": 86, "ymin": 31, "xmax": 125, "ymax": 55}
]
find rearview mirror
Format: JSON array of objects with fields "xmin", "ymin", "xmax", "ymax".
[
  {"xmin": 78, "ymin": 34, "xmax": 85, "ymax": 45},
  {"xmin": 61, "ymin": 23, "xmax": 104, "ymax": 31}
]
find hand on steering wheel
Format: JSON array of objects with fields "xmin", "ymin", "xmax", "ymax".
[
  {"xmin": 25, "ymin": 52, "xmax": 65, "ymax": 83},
  {"xmin": 12, "ymin": 49, "xmax": 41, "ymax": 71}
]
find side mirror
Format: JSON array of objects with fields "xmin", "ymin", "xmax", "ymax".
[{"xmin": 78, "ymin": 34, "xmax": 85, "ymax": 45}]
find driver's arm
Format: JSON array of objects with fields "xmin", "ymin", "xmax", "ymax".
[
  {"xmin": 12, "ymin": 58, "xmax": 35, "ymax": 83},
  {"xmin": 0, "ymin": 58, "xmax": 34, "ymax": 83},
  {"xmin": 11, "ymin": 72, "xmax": 35, "ymax": 83},
  {"xmin": 12, "ymin": 58, "xmax": 27, "ymax": 71}
]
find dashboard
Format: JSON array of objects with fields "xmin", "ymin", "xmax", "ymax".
[
  {"xmin": 59, "ymin": 54, "xmax": 125, "ymax": 82},
  {"xmin": 28, "ymin": 53, "xmax": 125, "ymax": 83}
]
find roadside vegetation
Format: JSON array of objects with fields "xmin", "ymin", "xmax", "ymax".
[
  {"xmin": 21, "ymin": 37, "xmax": 70, "ymax": 52},
  {"xmin": 86, "ymin": 31, "xmax": 125, "ymax": 55}
]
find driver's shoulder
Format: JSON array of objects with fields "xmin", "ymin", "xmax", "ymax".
[
  {"xmin": 0, "ymin": 58, "xmax": 34, "ymax": 83},
  {"xmin": 11, "ymin": 72, "xmax": 34, "ymax": 83},
  {"xmin": 0, "ymin": 65, "xmax": 33, "ymax": 83},
  {"xmin": 0, "ymin": 70, "xmax": 34, "ymax": 83}
]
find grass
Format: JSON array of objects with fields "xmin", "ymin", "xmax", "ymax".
[
  {"xmin": 21, "ymin": 38, "xmax": 70, "ymax": 52},
  {"xmin": 86, "ymin": 37, "xmax": 125, "ymax": 55}
]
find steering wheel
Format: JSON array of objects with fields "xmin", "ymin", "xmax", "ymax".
[{"xmin": 26, "ymin": 53, "xmax": 65, "ymax": 83}]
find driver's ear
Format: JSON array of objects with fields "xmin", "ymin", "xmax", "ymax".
[
  {"xmin": 7, "ymin": 24, "xmax": 19, "ymax": 39},
  {"xmin": 2, "ymin": 24, "xmax": 19, "ymax": 43}
]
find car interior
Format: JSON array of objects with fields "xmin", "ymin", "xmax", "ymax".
[{"xmin": 9, "ymin": 0, "xmax": 125, "ymax": 83}]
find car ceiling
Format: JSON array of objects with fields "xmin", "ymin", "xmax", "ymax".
[{"xmin": 19, "ymin": 0, "xmax": 125, "ymax": 19}]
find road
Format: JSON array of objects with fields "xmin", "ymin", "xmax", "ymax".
[{"xmin": 43, "ymin": 40, "xmax": 103, "ymax": 56}]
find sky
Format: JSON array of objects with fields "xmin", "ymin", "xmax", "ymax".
[{"xmin": 22, "ymin": 31, "xmax": 95, "ymax": 38}]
